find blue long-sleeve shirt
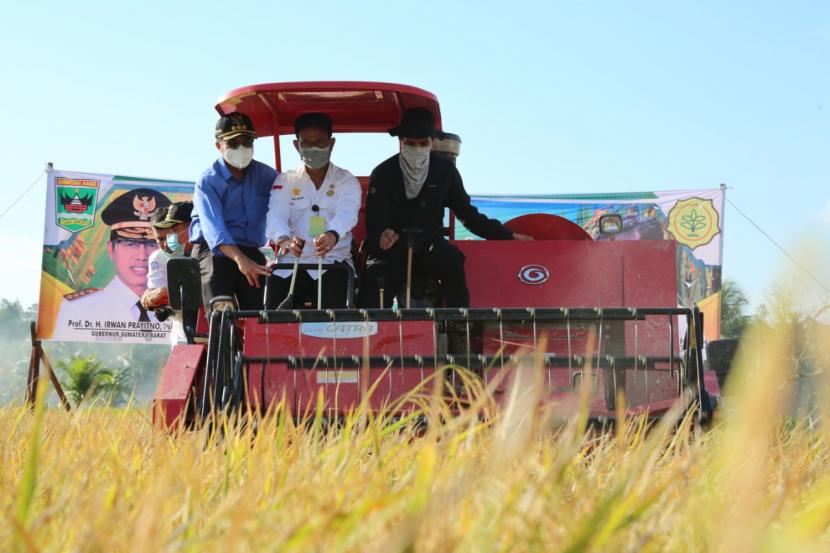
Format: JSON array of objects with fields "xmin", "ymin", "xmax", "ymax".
[{"xmin": 190, "ymin": 158, "xmax": 278, "ymax": 253}]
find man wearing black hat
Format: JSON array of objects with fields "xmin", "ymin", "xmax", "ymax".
[
  {"xmin": 54, "ymin": 188, "xmax": 172, "ymax": 328},
  {"xmin": 141, "ymin": 201, "xmax": 195, "ymax": 344},
  {"xmin": 141, "ymin": 201, "xmax": 194, "ymax": 311},
  {"xmin": 190, "ymin": 112, "xmax": 278, "ymax": 311},
  {"xmin": 149, "ymin": 205, "xmax": 173, "ymax": 254},
  {"xmin": 358, "ymin": 108, "xmax": 531, "ymax": 308}
]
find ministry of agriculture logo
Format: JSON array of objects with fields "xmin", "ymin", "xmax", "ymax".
[
  {"xmin": 667, "ymin": 197, "xmax": 720, "ymax": 249},
  {"xmin": 55, "ymin": 178, "xmax": 100, "ymax": 233}
]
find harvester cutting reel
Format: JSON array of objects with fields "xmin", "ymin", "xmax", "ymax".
[{"xmin": 194, "ymin": 305, "xmax": 714, "ymax": 425}]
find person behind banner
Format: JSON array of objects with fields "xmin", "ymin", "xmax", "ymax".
[
  {"xmin": 357, "ymin": 108, "xmax": 532, "ymax": 309},
  {"xmin": 431, "ymin": 132, "xmax": 462, "ymax": 164},
  {"xmin": 148, "ymin": 206, "xmax": 173, "ymax": 254},
  {"xmin": 190, "ymin": 112, "xmax": 278, "ymax": 312},
  {"xmin": 141, "ymin": 202, "xmax": 195, "ymax": 344},
  {"xmin": 54, "ymin": 188, "xmax": 172, "ymax": 329},
  {"xmin": 264, "ymin": 113, "xmax": 361, "ymax": 309},
  {"xmin": 140, "ymin": 206, "xmax": 175, "ymax": 310}
]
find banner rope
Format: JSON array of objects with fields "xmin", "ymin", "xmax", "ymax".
[
  {"xmin": 726, "ymin": 197, "xmax": 830, "ymax": 296},
  {"xmin": 0, "ymin": 170, "xmax": 46, "ymax": 220}
]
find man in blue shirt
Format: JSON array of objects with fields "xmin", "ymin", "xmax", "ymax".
[{"xmin": 190, "ymin": 112, "xmax": 278, "ymax": 311}]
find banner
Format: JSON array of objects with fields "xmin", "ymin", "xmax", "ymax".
[
  {"xmin": 37, "ymin": 169, "xmax": 725, "ymax": 344},
  {"xmin": 468, "ymin": 188, "xmax": 726, "ymax": 340},
  {"xmin": 38, "ymin": 169, "xmax": 194, "ymax": 344}
]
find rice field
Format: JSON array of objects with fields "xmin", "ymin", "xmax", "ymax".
[{"xmin": 2, "ymin": 320, "xmax": 829, "ymax": 552}]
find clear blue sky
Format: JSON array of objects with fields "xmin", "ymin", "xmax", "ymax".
[{"xmin": 1, "ymin": 0, "xmax": 828, "ymax": 310}]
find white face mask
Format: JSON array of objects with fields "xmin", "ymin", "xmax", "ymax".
[
  {"xmin": 399, "ymin": 143, "xmax": 431, "ymax": 199},
  {"xmin": 299, "ymin": 146, "xmax": 331, "ymax": 169},
  {"xmin": 223, "ymin": 145, "xmax": 254, "ymax": 169}
]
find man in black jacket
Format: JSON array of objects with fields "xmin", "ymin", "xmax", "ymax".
[{"xmin": 358, "ymin": 108, "xmax": 531, "ymax": 308}]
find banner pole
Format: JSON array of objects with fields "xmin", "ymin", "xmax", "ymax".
[
  {"xmin": 26, "ymin": 322, "xmax": 41, "ymax": 408},
  {"xmin": 718, "ymin": 183, "xmax": 727, "ymax": 339},
  {"xmin": 28, "ymin": 162, "xmax": 51, "ymax": 407},
  {"xmin": 41, "ymin": 349, "xmax": 71, "ymax": 411},
  {"xmin": 25, "ymin": 321, "xmax": 71, "ymax": 411}
]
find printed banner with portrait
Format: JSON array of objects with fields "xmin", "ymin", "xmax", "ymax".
[{"xmin": 38, "ymin": 168, "xmax": 194, "ymax": 344}]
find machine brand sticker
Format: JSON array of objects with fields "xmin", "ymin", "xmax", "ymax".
[
  {"xmin": 667, "ymin": 197, "xmax": 720, "ymax": 250},
  {"xmin": 55, "ymin": 178, "xmax": 100, "ymax": 233},
  {"xmin": 518, "ymin": 265, "xmax": 550, "ymax": 285},
  {"xmin": 300, "ymin": 321, "xmax": 378, "ymax": 339},
  {"xmin": 316, "ymin": 370, "xmax": 359, "ymax": 385}
]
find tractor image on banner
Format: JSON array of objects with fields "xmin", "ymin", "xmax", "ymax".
[{"xmin": 32, "ymin": 82, "xmax": 726, "ymax": 427}]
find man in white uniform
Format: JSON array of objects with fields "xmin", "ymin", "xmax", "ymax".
[
  {"xmin": 141, "ymin": 201, "xmax": 194, "ymax": 344},
  {"xmin": 265, "ymin": 112, "xmax": 361, "ymax": 308},
  {"xmin": 140, "ymin": 205, "xmax": 175, "ymax": 308},
  {"xmin": 54, "ymin": 188, "xmax": 172, "ymax": 332},
  {"xmin": 142, "ymin": 202, "xmax": 194, "ymax": 308}
]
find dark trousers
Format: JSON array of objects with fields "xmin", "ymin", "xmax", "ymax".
[
  {"xmin": 265, "ymin": 262, "xmax": 350, "ymax": 309},
  {"xmin": 357, "ymin": 238, "xmax": 469, "ymax": 308},
  {"xmin": 193, "ymin": 243, "xmax": 267, "ymax": 311}
]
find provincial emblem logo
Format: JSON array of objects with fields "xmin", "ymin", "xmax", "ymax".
[
  {"xmin": 55, "ymin": 178, "xmax": 100, "ymax": 233},
  {"xmin": 667, "ymin": 197, "xmax": 720, "ymax": 249}
]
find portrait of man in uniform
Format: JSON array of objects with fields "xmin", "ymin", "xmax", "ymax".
[{"xmin": 54, "ymin": 187, "xmax": 172, "ymax": 329}]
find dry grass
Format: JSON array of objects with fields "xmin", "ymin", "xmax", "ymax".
[{"xmin": 2, "ymin": 320, "xmax": 830, "ymax": 553}]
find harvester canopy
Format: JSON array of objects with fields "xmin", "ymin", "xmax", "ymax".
[{"xmin": 216, "ymin": 81, "xmax": 442, "ymax": 170}]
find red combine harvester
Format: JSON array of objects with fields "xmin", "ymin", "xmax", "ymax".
[{"xmin": 153, "ymin": 82, "xmax": 720, "ymax": 428}]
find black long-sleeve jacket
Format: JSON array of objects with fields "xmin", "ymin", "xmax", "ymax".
[{"xmin": 365, "ymin": 153, "xmax": 513, "ymax": 254}]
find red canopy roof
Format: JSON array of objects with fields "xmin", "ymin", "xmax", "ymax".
[{"xmin": 215, "ymin": 81, "xmax": 442, "ymax": 137}]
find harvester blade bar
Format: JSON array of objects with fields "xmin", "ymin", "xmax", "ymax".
[{"xmin": 245, "ymin": 307, "xmax": 693, "ymax": 324}]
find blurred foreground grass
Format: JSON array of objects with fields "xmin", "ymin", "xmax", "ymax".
[{"xmin": 2, "ymin": 319, "xmax": 830, "ymax": 553}]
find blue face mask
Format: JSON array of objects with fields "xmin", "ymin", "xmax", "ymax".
[{"xmin": 166, "ymin": 232, "xmax": 184, "ymax": 256}]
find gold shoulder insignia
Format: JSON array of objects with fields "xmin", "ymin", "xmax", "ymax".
[{"xmin": 64, "ymin": 288, "xmax": 100, "ymax": 301}]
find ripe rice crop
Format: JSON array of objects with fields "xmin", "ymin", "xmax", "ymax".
[{"xmin": 2, "ymin": 320, "xmax": 829, "ymax": 552}]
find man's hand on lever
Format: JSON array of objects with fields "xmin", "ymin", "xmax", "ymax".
[
  {"xmin": 219, "ymin": 244, "xmax": 270, "ymax": 288},
  {"xmin": 379, "ymin": 228, "xmax": 399, "ymax": 251},
  {"xmin": 313, "ymin": 231, "xmax": 337, "ymax": 256},
  {"xmin": 276, "ymin": 236, "xmax": 305, "ymax": 257}
]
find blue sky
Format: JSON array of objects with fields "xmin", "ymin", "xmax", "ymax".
[{"xmin": 1, "ymin": 0, "xmax": 828, "ymax": 310}]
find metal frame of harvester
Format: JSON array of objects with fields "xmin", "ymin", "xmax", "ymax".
[{"xmin": 152, "ymin": 81, "xmax": 721, "ymax": 428}]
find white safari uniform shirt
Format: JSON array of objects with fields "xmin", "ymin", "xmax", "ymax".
[
  {"xmin": 54, "ymin": 275, "xmax": 160, "ymax": 330},
  {"xmin": 147, "ymin": 248, "xmax": 170, "ymax": 289},
  {"xmin": 265, "ymin": 162, "xmax": 361, "ymax": 279},
  {"xmin": 146, "ymin": 248, "xmax": 187, "ymax": 346}
]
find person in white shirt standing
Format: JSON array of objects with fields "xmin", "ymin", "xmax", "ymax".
[{"xmin": 265, "ymin": 112, "xmax": 361, "ymax": 309}]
